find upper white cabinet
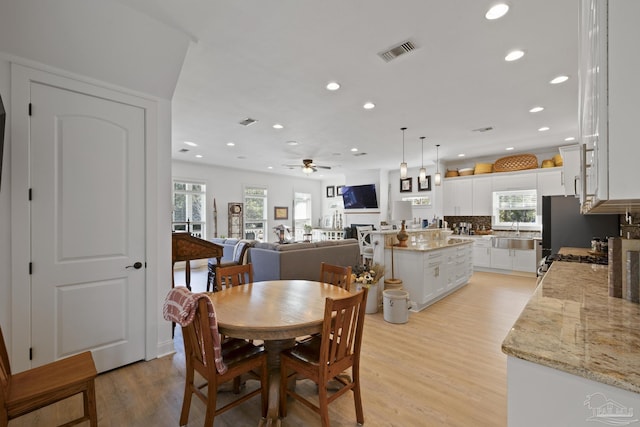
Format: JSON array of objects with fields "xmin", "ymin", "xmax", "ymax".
[
  {"xmin": 492, "ymin": 172, "xmax": 536, "ymax": 192},
  {"xmin": 579, "ymin": 0, "xmax": 640, "ymax": 213},
  {"xmin": 537, "ymin": 169, "xmax": 564, "ymax": 197},
  {"xmin": 472, "ymin": 176, "xmax": 493, "ymax": 216},
  {"xmin": 443, "ymin": 178, "xmax": 473, "ymax": 216},
  {"xmin": 559, "ymin": 144, "xmax": 581, "ymax": 197}
]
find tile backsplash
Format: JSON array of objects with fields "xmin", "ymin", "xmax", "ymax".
[{"xmin": 444, "ymin": 216, "xmax": 492, "ymax": 231}]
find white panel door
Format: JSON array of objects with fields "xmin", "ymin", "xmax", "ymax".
[{"xmin": 30, "ymin": 82, "xmax": 145, "ymax": 372}]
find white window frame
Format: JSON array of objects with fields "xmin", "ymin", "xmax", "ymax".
[
  {"xmin": 492, "ymin": 189, "xmax": 541, "ymax": 231},
  {"xmin": 244, "ymin": 185, "xmax": 268, "ymax": 241},
  {"xmin": 172, "ymin": 180, "xmax": 207, "ymax": 238}
]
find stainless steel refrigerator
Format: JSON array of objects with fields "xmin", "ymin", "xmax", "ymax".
[{"xmin": 541, "ymin": 196, "xmax": 620, "ymax": 258}]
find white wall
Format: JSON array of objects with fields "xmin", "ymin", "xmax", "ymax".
[{"xmin": 172, "ymin": 160, "xmax": 323, "ymax": 241}]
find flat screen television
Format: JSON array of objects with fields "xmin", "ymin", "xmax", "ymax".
[{"xmin": 341, "ymin": 184, "xmax": 378, "ymax": 209}]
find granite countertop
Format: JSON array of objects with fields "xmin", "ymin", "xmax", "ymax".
[
  {"xmin": 386, "ymin": 239, "xmax": 473, "ymax": 252},
  {"xmin": 502, "ymin": 261, "xmax": 640, "ymax": 393}
]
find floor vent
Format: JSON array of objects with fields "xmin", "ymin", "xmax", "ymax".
[
  {"xmin": 239, "ymin": 117, "xmax": 258, "ymax": 126},
  {"xmin": 378, "ymin": 40, "xmax": 417, "ymax": 62}
]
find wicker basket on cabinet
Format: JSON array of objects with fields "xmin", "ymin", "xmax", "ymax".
[{"xmin": 493, "ymin": 154, "xmax": 538, "ymax": 172}]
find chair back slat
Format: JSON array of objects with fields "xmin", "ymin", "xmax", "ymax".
[
  {"xmin": 320, "ymin": 288, "xmax": 367, "ymax": 375},
  {"xmin": 216, "ymin": 263, "xmax": 253, "ymax": 290},
  {"xmin": 320, "ymin": 262, "xmax": 352, "ymax": 291}
]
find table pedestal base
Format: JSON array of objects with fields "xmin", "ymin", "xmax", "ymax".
[{"xmin": 258, "ymin": 338, "xmax": 296, "ymax": 427}]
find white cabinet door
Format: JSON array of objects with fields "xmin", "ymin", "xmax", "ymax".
[
  {"xmin": 512, "ymin": 249, "xmax": 537, "ymax": 273},
  {"xmin": 537, "ymin": 169, "xmax": 564, "ymax": 196},
  {"xmin": 473, "ymin": 245, "xmax": 491, "ymax": 268},
  {"xmin": 559, "ymin": 144, "xmax": 581, "ymax": 196},
  {"xmin": 472, "ymin": 176, "xmax": 493, "ymax": 215},
  {"xmin": 490, "ymin": 248, "xmax": 512, "ymax": 270},
  {"xmin": 443, "ymin": 179, "xmax": 473, "ymax": 215}
]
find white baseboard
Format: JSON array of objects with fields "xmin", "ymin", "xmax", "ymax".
[{"xmin": 156, "ymin": 339, "xmax": 176, "ymax": 359}]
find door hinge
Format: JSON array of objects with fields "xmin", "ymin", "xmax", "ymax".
[
  {"xmin": 29, "ymin": 347, "xmax": 33, "ymax": 360},
  {"xmin": 29, "ymin": 262, "xmax": 33, "ymax": 275},
  {"xmin": 28, "ymin": 188, "xmax": 32, "ymax": 201},
  {"xmin": 28, "ymin": 103, "xmax": 32, "ymax": 116}
]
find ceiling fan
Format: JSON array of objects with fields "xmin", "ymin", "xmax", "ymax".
[{"xmin": 284, "ymin": 159, "xmax": 332, "ymax": 174}]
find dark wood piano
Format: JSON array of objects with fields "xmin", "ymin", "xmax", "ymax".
[{"xmin": 172, "ymin": 233, "xmax": 223, "ymax": 290}]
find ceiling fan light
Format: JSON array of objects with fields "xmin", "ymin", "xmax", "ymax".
[{"xmin": 302, "ymin": 166, "xmax": 314, "ymax": 174}]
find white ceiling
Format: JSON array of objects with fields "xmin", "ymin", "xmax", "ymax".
[{"xmin": 117, "ymin": 0, "xmax": 580, "ymax": 179}]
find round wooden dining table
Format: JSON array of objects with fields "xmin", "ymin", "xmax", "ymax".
[{"xmin": 207, "ymin": 280, "xmax": 353, "ymax": 427}]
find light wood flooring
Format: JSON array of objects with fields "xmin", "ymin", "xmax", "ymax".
[{"xmin": 9, "ymin": 270, "xmax": 536, "ymax": 427}]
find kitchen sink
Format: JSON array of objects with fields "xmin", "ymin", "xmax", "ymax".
[{"xmin": 492, "ymin": 237, "xmax": 535, "ymax": 250}]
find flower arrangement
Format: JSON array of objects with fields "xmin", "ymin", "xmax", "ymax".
[{"xmin": 351, "ymin": 263, "xmax": 384, "ymax": 288}]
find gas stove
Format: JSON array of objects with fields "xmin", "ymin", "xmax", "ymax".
[
  {"xmin": 537, "ymin": 253, "xmax": 608, "ymax": 279},
  {"xmin": 547, "ymin": 253, "xmax": 609, "ymax": 265}
]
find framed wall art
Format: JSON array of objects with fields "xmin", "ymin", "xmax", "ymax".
[
  {"xmin": 326, "ymin": 186, "xmax": 335, "ymax": 198},
  {"xmin": 418, "ymin": 175, "xmax": 431, "ymax": 192},
  {"xmin": 336, "ymin": 185, "xmax": 344, "ymax": 195},
  {"xmin": 274, "ymin": 206, "xmax": 289, "ymax": 220},
  {"xmin": 400, "ymin": 177, "xmax": 412, "ymax": 193}
]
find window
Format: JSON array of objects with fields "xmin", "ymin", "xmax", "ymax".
[
  {"xmin": 294, "ymin": 192, "xmax": 312, "ymax": 240},
  {"xmin": 173, "ymin": 180, "xmax": 206, "ymax": 238},
  {"xmin": 492, "ymin": 189, "xmax": 539, "ymax": 230},
  {"xmin": 244, "ymin": 186, "xmax": 267, "ymax": 241}
]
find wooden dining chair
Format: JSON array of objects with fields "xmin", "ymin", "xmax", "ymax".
[
  {"xmin": 207, "ymin": 240, "xmax": 253, "ymax": 292},
  {"xmin": 215, "ymin": 263, "xmax": 253, "ymax": 290},
  {"xmin": 279, "ymin": 288, "xmax": 368, "ymax": 427},
  {"xmin": 320, "ymin": 262, "xmax": 352, "ymax": 291},
  {"xmin": 180, "ymin": 298, "xmax": 268, "ymax": 427},
  {"xmin": 0, "ymin": 327, "xmax": 98, "ymax": 427}
]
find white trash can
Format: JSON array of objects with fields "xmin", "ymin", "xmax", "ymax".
[{"xmin": 383, "ymin": 289, "xmax": 410, "ymax": 324}]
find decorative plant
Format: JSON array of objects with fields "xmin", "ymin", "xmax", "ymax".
[
  {"xmin": 304, "ymin": 223, "xmax": 313, "ymax": 233},
  {"xmin": 351, "ymin": 263, "xmax": 384, "ymax": 288}
]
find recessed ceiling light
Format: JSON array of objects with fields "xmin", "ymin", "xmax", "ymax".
[
  {"xmin": 350, "ymin": 148, "xmax": 358, "ymax": 152},
  {"xmin": 286, "ymin": 141, "xmax": 298, "ymax": 146},
  {"xmin": 564, "ymin": 137, "xmax": 576, "ymax": 142},
  {"xmin": 550, "ymin": 75, "xmax": 569, "ymax": 84},
  {"xmin": 506, "ymin": 147, "xmax": 515, "ymax": 151},
  {"xmin": 184, "ymin": 141, "xmax": 198, "ymax": 147},
  {"xmin": 273, "ymin": 123, "xmax": 284, "ymax": 129},
  {"xmin": 326, "ymin": 82, "xmax": 340, "ymax": 91},
  {"xmin": 538, "ymin": 126, "xmax": 550, "ymax": 132},
  {"xmin": 529, "ymin": 106, "xmax": 544, "ymax": 113},
  {"xmin": 485, "ymin": 3, "xmax": 509, "ymax": 20},
  {"xmin": 363, "ymin": 102, "xmax": 375, "ymax": 110},
  {"xmin": 267, "ymin": 166, "xmax": 273, "ymax": 169},
  {"xmin": 505, "ymin": 50, "xmax": 525, "ymax": 62},
  {"xmin": 458, "ymin": 153, "xmax": 465, "ymax": 157},
  {"xmin": 195, "ymin": 154, "xmax": 203, "ymax": 158},
  {"xmin": 226, "ymin": 142, "xmax": 235, "ymax": 147}
]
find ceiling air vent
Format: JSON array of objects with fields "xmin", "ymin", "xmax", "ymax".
[
  {"xmin": 378, "ymin": 40, "xmax": 417, "ymax": 62},
  {"xmin": 239, "ymin": 117, "xmax": 258, "ymax": 126},
  {"xmin": 472, "ymin": 126, "xmax": 494, "ymax": 133},
  {"xmin": 178, "ymin": 148, "xmax": 189, "ymax": 153}
]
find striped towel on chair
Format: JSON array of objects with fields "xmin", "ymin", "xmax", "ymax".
[{"xmin": 163, "ymin": 286, "xmax": 228, "ymax": 374}]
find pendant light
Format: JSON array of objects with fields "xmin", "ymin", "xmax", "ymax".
[
  {"xmin": 434, "ymin": 144, "xmax": 442, "ymax": 186},
  {"xmin": 419, "ymin": 136, "xmax": 427, "ymax": 185},
  {"xmin": 399, "ymin": 127, "xmax": 407, "ymax": 179}
]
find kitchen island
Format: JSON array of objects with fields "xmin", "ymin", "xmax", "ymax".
[
  {"xmin": 502, "ymin": 259, "xmax": 640, "ymax": 426},
  {"xmin": 371, "ymin": 230, "xmax": 473, "ymax": 311}
]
